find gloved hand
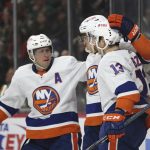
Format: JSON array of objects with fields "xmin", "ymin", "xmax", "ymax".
[
  {"xmin": 102, "ymin": 109, "xmax": 125, "ymax": 142},
  {"xmin": 108, "ymin": 14, "xmax": 141, "ymax": 42}
]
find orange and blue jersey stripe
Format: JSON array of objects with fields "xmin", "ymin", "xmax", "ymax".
[
  {"xmin": 26, "ymin": 112, "xmax": 80, "ymax": 139},
  {"xmin": 0, "ymin": 101, "xmax": 19, "ymax": 115},
  {"xmin": 85, "ymin": 102, "xmax": 103, "ymax": 126},
  {"xmin": 114, "ymin": 81, "xmax": 148, "ymax": 113}
]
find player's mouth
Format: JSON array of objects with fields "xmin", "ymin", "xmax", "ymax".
[{"xmin": 44, "ymin": 59, "xmax": 49, "ymax": 61}]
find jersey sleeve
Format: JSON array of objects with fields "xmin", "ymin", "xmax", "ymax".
[
  {"xmin": 99, "ymin": 57, "xmax": 140, "ymax": 113},
  {"xmin": 132, "ymin": 34, "xmax": 150, "ymax": 60},
  {"xmin": 77, "ymin": 61, "xmax": 87, "ymax": 82},
  {"xmin": 0, "ymin": 71, "xmax": 26, "ymax": 122},
  {"xmin": 71, "ymin": 56, "xmax": 87, "ymax": 82}
]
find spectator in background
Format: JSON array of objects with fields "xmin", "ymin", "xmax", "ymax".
[
  {"xmin": 50, "ymin": 6, "xmax": 68, "ymax": 49},
  {"xmin": 73, "ymin": 36, "xmax": 88, "ymax": 61},
  {"xmin": 81, "ymin": 0, "xmax": 109, "ymax": 18},
  {"xmin": 53, "ymin": 50, "xmax": 60, "ymax": 58},
  {"xmin": 0, "ymin": 65, "xmax": 14, "ymax": 97},
  {"xmin": 142, "ymin": 1, "xmax": 150, "ymax": 38},
  {"xmin": 143, "ymin": 64, "xmax": 150, "ymax": 88},
  {"xmin": 29, "ymin": 10, "xmax": 51, "ymax": 36},
  {"xmin": 143, "ymin": 7, "xmax": 150, "ymax": 38},
  {"xmin": 5, "ymin": 66, "xmax": 14, "ymax": 85},
  {"xmin": 0, "ymin": 7, "xmax": 12, "ymax": 57},
  {"xmin": 61, "ymin": 49, "xmax": 69, "ymax": 56},
  {"xmin": 25, "ymin": 0, "xmax": 68, "ymax": 52},
  {"xmin": 0, "ymin": 0, "xmax": 11, "ymax": 13},
  {"xmin": 0, "ymin": 56, "xmax": 12, "ymax": 97}
]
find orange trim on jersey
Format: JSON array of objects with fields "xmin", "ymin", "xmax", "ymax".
[
  {"xmin": 145, "ymin": 116, "xmax": 150, "ymax": 129},
  {"xmin": 109, "ymin": 138, "xmax": 117, "ymax": 150},
  {"xmin": 130, "ymin": 108, "xmax": 141, "ymax": 114},
  {"xmin": 0, "ymin": 109, "xmax": 9, "ymax": 122},
  {"xmin": 37, "ymin": 70, "xmax": 46, "ymax": 76},
  {"xmin": 108, "ymin": 134, "xmax": 124, "ymax": 150},
  {"xmin": 116, "ymin": 93, "xmax": 140, "ymax": 114},
  {"xmin": 26, "ymin": 124, "xmax": 80, "ymax": 139},
  {"xmin": 146, "ymin": 108, "xmax": 150, "ymax": 115},
  {"xmin": 84, "ymin": 115, "xmax": 103, "ymax": 126},
  {"xmin": 132, "ymin": 34, "xmax": 150, "ymax": 60},
  {"xmin": 72, "ymin": 133, "xmax": 78, "ymax": 150},
  {"xmin": 125, "ymin": 107, "xmax": 148, "ymax": 116}
]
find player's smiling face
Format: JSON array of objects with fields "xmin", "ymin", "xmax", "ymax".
[{"xmin": 34, "ymin": 47, "xmax": 52, "ymax": 70}]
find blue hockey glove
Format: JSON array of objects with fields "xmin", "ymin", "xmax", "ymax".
[
  {"xmin": 108, "ymin": 14, "xmax": 141, "ymax": 42},
  {"xmin": 101, "ymin": 109, "xmax": 125, "ymax": 141}
]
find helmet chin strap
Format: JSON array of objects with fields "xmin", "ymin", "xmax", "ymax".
[
  {"xmin": 34, "ymin": 62, "xmax": 46, "ymax": 70},
  {"xmin": 96, "ymin": 40, "xmax": 109, "ymax": 56},
  {"xmin": 29, "ymin": 53, "xmax": 47, "ymax": 70},
  {"xmin": 85, "ymin": 47, "xmax": 92, "ymax": 53}
]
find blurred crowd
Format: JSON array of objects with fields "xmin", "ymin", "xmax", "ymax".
[
  {"xmin": 0, "ymin": 0, "xmax": 110, "ymax": 63},
  {"xmin": 0, "ymin": 0, "xmax": 149, "ymax": 113},
  {"xmin": 0, "ymin": 0, "xmax": 70, "ymax": 65}
]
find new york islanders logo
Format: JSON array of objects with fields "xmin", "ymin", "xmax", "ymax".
[
  {"xmin": 87, "ymin": 65, "xmax": 98, "ymax": 95},
  {"xmin": 32, "ymin": 86, "xmax": 60, "ymax": 115}
]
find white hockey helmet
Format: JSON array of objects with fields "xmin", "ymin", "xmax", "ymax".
[
  {"xmin": 79, "ymin": 15, "xmax": 104, "ymax": 53},
  {"xmin": 27, "ymin": 34, "xmax": 53, "ymax": 62},
  {"xmin": 87, "ymin": 16, "xmax": 122, "ymax": 55},
  {"xmin": 79, "ymin": 15, "xmax": 107, "ymax": 34}
]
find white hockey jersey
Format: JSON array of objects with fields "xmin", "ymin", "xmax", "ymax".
[
  {"xmin": 97, "ymin": 50, "xmax": 150, "ymax": 113},
  {"xmin": 0, "ymin": 56, "xmax": 86, "ymax": 139},
  {"xmin": 85, "ymin": 53, "xmax": 103, "ymax": 126}
]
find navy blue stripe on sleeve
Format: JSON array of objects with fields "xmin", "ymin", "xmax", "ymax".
[
  {"xmin": 115, "ymin": 81, "xmax": 138, "ymax": 96},
  {"xmin": 0, "ymin": 101, "xmax": 19, "ymax": 115}
]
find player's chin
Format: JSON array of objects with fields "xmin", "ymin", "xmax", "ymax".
[{"xmin": 43, "ymin": 61, "xmax": 50, "ymax": 68}]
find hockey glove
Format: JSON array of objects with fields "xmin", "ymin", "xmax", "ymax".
[
  {"xmin": 102, "ymin": 109, "xmax": 125, "ymax": 142},
  {"xmin": 108, "ymin": 14, "xmax": 141, "ymax": 42}
]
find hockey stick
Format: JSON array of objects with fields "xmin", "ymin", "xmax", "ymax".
[{"xmin": 86, "ymin": 103, "xmax": 150, "ymax": 150}]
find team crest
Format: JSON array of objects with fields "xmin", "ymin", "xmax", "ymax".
[
  {"xmin": 87, "ymin": 65, "xmax": 98, "ymax": 95},
  {"xmin": 32, "ymin": 86, "xmax": 60, "ymax": 115}
]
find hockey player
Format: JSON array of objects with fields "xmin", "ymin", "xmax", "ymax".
[
  {"xmin": 79, "ymin": 15, "xmax": 104, "ymax": 150},
  {"xmin": 108, "ymin": 14, "xmax": 150, "ymax": 130},
  {"xmin": 108, "ymin": 14, "xmax": 150, "ymax": 60},
  {"xmin": 0, "ymin": 34, "xmax": 86, "ymax": 150},
  {"xmin": 87, "ymin": 15, "xmax": 150, "ymax": 150}
]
